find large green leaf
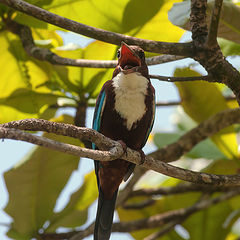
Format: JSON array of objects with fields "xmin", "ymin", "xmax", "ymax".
[
  {"xmin": 0, "ymin": 88, "xmax": 61, "ymax": 123},
  {"xmin": 54, "ymin": 41, "xmax": 116, "ymax": 98},
  {"xmin": 0, "ymin": 30, "xmax": 80, "ymax": 122},
  {"xmin": 4, "ymin": 115, "xmax": 80, "ymax": 240},
  {"xmin": 14, "ymin": 0, "xmax": 184, "ymax": 42},
  {"xmin": 0, "ymin": 31, "xmax": 31, "ymax": 98},
  {"xmin": 46, "ymin": 171, "xmax": 98, "ymax": 231},
  {"xmin": 169, "ymin": 0, "xmax": 240, "ymax": 43},
  {"xmin": 183, "ymin": 198, "xmax": 233, "ymax": 240},
  {"xmin": 174, "ymin": 68, "xmax": 239, "ymax": 160},
  {"xmin": 218, "ymin": 38, "xmax": 240, "ymax": 56}
]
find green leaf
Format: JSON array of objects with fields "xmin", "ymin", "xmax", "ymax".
[
  {"xmin": 154, "ymin": 132, "xmax": 225, "ymax": 160},
  {"xmin": 4, "ymin": 115, "xmax": 80, "ymax": 239},
  {"xmin": 14, "ymin": 0, "xmax": 161, "ymax": 32},
  {"xmin": 14, "ymin": 0, "xmax": 184, "ymax": 42},
  {"xmin": 0, "ymin": 88, "xmax": 60, "ymax": 123},
  {"xmin": 169, "ymin": 0, "xmax": 240, "ymax": 43},
  {"xmin": 174, "ymin": 67, "xmax": 239, "ymax": 160},
  {"xmin": 183, "ymin": 200, "xmax": 233, "ymax": 240},
  {"xmin": 130, "ymin": 0, "xmax": 184, "ymax": 42},
  {"xmin": 218, "ymin": 38, "xmax": 240, "ymax": 56},
  {"xmin": 0, "ymin": 31, "xmax": 31, "ymax": 98},
  {"xmin": 0, "ymin": 30, "xmax": 79, "ymax": 122},
  {"xmin": 32, "ymin": 29, "xmax": 64, "ymax": 48},
  {"xmin": 46, "ymin": 171, "xmax": 98, "ymax": 231},
  {"xmin": 54, "ymin": 41, "xmax": 116, "ymax": 98},
  {"xmin": 0, "ymin": 3, "xmax": 9, "ymax": 17}
]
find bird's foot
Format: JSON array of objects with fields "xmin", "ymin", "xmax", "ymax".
[
  {"xmin": 138, "ymin": 150, "xmax": 146, "ymax": 165},
  {"xmin": 117, "ymin": 140, "xmax": 127, "ymax": 157}
]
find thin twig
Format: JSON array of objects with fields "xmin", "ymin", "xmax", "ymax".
[
  {"xmin": 156, "ymin": 101, "xmax": 181, "ymax": 107},
  {"xmin": 143, "ymin": 220, "xmax": 181, "ymax": 240},
  {"xmin": 155, "ymin": 96, "xmax": 236, "ymax": 107},
  {"xmin": 207, "ymin": 0, "xmax": 223, "ymax": 47},
  {"xmin": 131, "ymin": 184, "xmax": 236, "ymax": 197},
  {"xmin": 123, "ymin": 199, "xmax": 156, "ymax": 210},
  {"xmin": 116, "ymin": 167, "xmax": 147, "ymax": 207},
  {"xmin": 0, "ymin": 0, "xmax": 193, "ymax": 56},
  {"xmin": 4, "ymin": 18, "xmax": 186, "ymax": 69},
  {"xmin": 150, "ymin": 74, "xmax": 210, "ymax": 82}
]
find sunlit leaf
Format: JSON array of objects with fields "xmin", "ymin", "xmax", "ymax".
[
  {"xmin": 169, "ymin": 0, "xmax": 240, "ymax": 43},
  {"xmin": 0, "ymin": 31, "xmax": 31, "ymax": 98},
  {"xmin": 218, "ymin": 38, "xmax": 240, "ymax": 56},
  {"xmin": 4, "ymin": 115, "xmax": 80, "ymax": 239},
  {"xmin": 174, "ymin": 67, "xmax": 239, "ymax": 160},
  {"xmin": 14, "ymin": 0, "xmax": 184, "ymax": 42},
  {"xmin": 32, "ymin": 28, "xmax": 63, "ymax": 48},
  {"xmin": 0, "ymin": 89, "xmax": 59, "ymax": 123},
  {"xmin": 46, "ymin": 171, "xmax": 98, "ymax": 231},
  {"xmin": 0, "ymin": 30, "xmax": 75, "ymax": 122},
  {"xmin": 130, "ymin": 0, "xmax": 184, "ymax": 42},
  {"xmin": 54, "ymin": 41, "xmax": 116, "ymax": 98}
]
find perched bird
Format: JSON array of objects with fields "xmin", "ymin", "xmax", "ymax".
[{"xmin": 92, "ymin": 42, "xmax": 155, "ymax": 240}]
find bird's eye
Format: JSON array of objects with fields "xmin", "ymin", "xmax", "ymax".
[
  {"xmin": 117, "ymin": 50, "xmax": 120, "ymax": 58},
  {"xmin": 138, "ymin": 51, "xmax": 145, "ymax": 59}
]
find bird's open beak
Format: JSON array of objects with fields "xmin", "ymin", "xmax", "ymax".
[{"xmin": 119, "ymin": 42, "xmax": 141, "ymax": 73}]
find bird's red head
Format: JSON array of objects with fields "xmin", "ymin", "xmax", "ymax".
[{"xmin": 117, "ymin": 42, "xmax": 146, "ymax": 75}]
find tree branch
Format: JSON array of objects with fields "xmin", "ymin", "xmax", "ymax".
[
  {"xmin": 0, "ymin": 126, "xmax": 123, "ymax": 161},
  {"xmin": 190, "ymin": 0, "xmax": 240, "ymax": 104},
  {"xmin": 207, "ymin": 0, "xmax": 223, "ymax": 47},
  {"xmin": 155, "ymin": 96, "xmax": 236, "ymax": 107},
  {"xmin": 57, "ymin": 188, "xmax": 240, "ymax": 239},
  {"xmin": 112, "ymin": 189, "xmax": 240, "ymax": 232},
  {"xmin": 150, "ymin": 74, "xmax": 210, "ymax": 82},
  {"xmin": 1, "ymin": 108, "xmax": 240, "ymax": 187},
  {"xmin": 123, "ymin": 199, "xmax": 156, "ymax": 210},
  {"xmin": 143, "ymin": 220, "xmax": 182, "ymax": 240},
  {"xmin": 150, "ymin": 107, "xmax": 240, "ymax": 163},
  {"xmin": 4, "ymin": 18, "xmax": 186, "ymax": 70},
  {"xmin": 0, "ymin": 0, "xmax": 193, "ymax": 56}
]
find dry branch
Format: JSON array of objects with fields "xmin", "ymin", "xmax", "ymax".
[{"xmin": 1, "ymin": 108, "xmax": 240, "ymax": 187}]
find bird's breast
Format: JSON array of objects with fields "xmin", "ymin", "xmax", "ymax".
[{"xmin": 112, "ymin": 72, "xmax": 149, "ymax": 130}]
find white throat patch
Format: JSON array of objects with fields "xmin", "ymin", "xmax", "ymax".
[{"xmin": 112, "ymin": 72, "xmax": 148, "ymax": 130}]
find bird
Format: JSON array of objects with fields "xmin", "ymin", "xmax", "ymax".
[{"xmin": 92, "ymin": 42, "xmax": 155, "ymax": 240}]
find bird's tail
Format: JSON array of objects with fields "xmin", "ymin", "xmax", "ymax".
[{"xmin": 94, "ymin": 188, "xmax": 118, "ymax": 240}]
